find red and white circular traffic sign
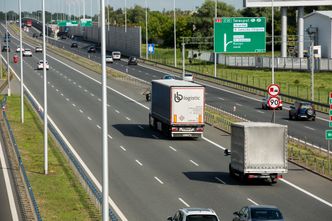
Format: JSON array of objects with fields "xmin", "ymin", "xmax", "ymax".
[
  {"xmin": 267, "ymin": 97, "xmax": 281, "ymax": 109},
  {"xmin": 267, "ymin": 84, "xmax": 280, "ymax": 97}
]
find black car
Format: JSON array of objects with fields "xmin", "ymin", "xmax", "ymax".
[
  {"xmin": 71, "ymin": 43, "xmax": 78, "ymax": 48},
  {"xmin": 128, "ymin": 56, "xmax": 138, "ymax": 65},
  {"xmin": 289, "ymin": 101, "xmax": 316, "ymax": 121},
  {"xmin": 88, "ymin": 46, "xmax": 96, "ymax": 53},
  {"xmin": 2, "ymin": 45, "xmax": 10, "ymax": 52}
]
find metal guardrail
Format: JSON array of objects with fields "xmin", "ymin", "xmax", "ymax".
[
  {"xmin": 1, "ymin": 96, "xmax": 42, "ymax": 221},
  {"xmin": 138, "ymin": 58, "xmax": 330, "ymax": 113}
]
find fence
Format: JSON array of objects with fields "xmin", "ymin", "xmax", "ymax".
[{"xmin": 1, "ymin": 96, "xmax": 42, "ymax": 221}]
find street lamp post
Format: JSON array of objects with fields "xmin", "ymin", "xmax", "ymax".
[
  {"xmin": 5, "ymin": 11, "xmax": 11, "ymax": 96},
  {"xmin": 42, "ymin": 0, "xmax": 48, "ymax": 175},
  {"xmin": 214, "ymin": 0, "xmax": 217, "ymax": 78},
  {"xmin": 19, "ymin": 0, "xmax": 24, "ymax": 123},
  {"xmin": 174, "ymin": 0, "xmax": 177, "ymax": 67},
  {"xmin": 145, "ymin": 0, "xmax": 148, "ymax": 60},
  {"xmin": 125, "ymin": 0, "xmax": 127, "ymax": 32}
]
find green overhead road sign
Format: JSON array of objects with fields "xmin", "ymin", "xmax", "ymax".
[
  {"xmin": 330, "ymin": 122, "xmax": 332, "ymax": 127},
  {"xmin": 57, "ymin": 20, "xmax": 79, "ymax": 27},
  {"xmin": 214, "ymin": 17, "xmax": 266, "ymax": 53},
  {"xmin": 80, "ymin": 19, "xmax": 92, "ymax": 27},
  {"xmin": 326, "ymin": 130, "xmax": 332, "ymax": 140}
]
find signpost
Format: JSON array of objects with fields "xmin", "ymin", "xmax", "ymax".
[
  {"xmin": 148, "ymin": 43, "xmax": 155, "ymax": 54},
  {"xmin": 328, "ymin": 92, "xmax": 332, "ymax": 174},
  {"xmin": 267, "ymin": 84, "xmax": 280, "ymax": 97},
  {"xmin": 267, "ymin": 84, "xmax": 281, "ymax": 123},
  {"xmin": 214, "ymin": 17, "xmax": 266, "ymax": 53},
  {"xmin": 267, "ymin": 97, "xmax": 281, "ymax": 109}
]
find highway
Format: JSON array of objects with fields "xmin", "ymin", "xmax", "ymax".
[
  {"xmin": 2, "ymin": 25, "xmax": 332, "ymax": 220},
  {"xmin": 39, "ymin": 31, "xmax": 330, "ymax": 151}
]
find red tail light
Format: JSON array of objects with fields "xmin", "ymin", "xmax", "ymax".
[
  {"xmin": 171, "ymin": 127, "xmax": 179, "ymax": 132},
  {"xmin": 277, "ymin": 175, "xmax": 283, "ymax": 179},
  {"xmin": 196, "ymin": 127, "xmax": 204, "ymax": 132}
]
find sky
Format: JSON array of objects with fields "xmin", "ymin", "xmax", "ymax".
[{"xmin": 2, "ymin": 0, "xmax": 243, "ymax": 15}]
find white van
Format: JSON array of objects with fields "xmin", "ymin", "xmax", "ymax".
[{"xmin": 112, "ymin": 51, "xmax": 121, "ymax": 60}]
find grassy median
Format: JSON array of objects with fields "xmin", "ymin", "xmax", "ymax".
[{"xmin": 5, "ymin": 96, "xmax": 100, "ymax": 221}]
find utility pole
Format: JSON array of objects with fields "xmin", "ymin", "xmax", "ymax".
[
  {"xmin": 19, "ymin": 0, "xmax": 24, "ymax": 123},
  {"xmin": 100, "ymin": 0, "xmax": 109, "ymax": 220},
  {"xmin": 42, "ymin": 0, "xmax": 48, "ymax": 175}
]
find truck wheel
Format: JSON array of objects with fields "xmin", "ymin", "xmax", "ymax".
[
  {"xmin": 239, "ymin": 173, "xmax": 247, "ymax": 184},
  {"xmin": 229, "ymin": 164, "xmax": 235, "ymax": 178}
]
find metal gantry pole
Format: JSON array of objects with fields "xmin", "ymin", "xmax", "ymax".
[
  {"xmin": 145, "ymin": 0, "xmax": 148, "ymax": 60},
  {"xmin": 100, "ymin": 0, "xmax": 109, "ymax": 220},
  {"xmin": 5, "ymin": 11, "xmax": 11, "ymax": 96},
  {"xmin": 214, "ymin": 0, "xmax": 217, "ymax": 78},
  {"xmin": 19, "ymin": 0, "xmax": 24, "ymax": 123},
  {"xmin": 271, "ymin": 0, "xmax": 275, "ymax": 123},
  {"xmin": 173, "ymin": 0, "xmax": 177, "ymax": 67},
  {"xmin": 125, "ymin": 0, "xmax": 127, "ymax": 32},
  {"xmin": 83, "ymin": 0, "xmax": 86, "ymax": 19},
  {"xmin": 42, "ymin": 0, "xmax": 48, "ymax": 175}
]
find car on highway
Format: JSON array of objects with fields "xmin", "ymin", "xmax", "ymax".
[
  {"xmin": 112, "ymin": 51, "xmax": 121, "ymax": 60},
  {"xmin": 23, "ymin": 49, "xmax": 32, "ymax": 57},
  {"xmin": 88, "ymin": 46, "xmax": 96, "ymax": 53},
  {"xmin": 71, "ymin": 42, "xmax": 78, "ymax": 48},
  {"xmin": 37, "ymin": 60, "xmax": 49, "ymax": 70},
  {"xmin": 289, "ymin": 101, "xmax": 316, "ymax": 121},
  {"xmin": 261, "ymin": 96, "xmax": 283, "ymax": 110},
  {"xmin": 128, "ymin": 56, "xmax": 138, "ymax": 65},
  {"xmin": 16, "ymin": 47, "xmax": 25, "ymax": 52},
  {"xmin": 168, "ymin": 208, "xmax": 220, "ymax": 221},
  {"xmin": 183, "ymin": 72, "xmax": 194, "ymax": 82},
  {"xmin": 35, "ymin": 46, "xmax": 43, "ymax": 53},
  {"xmin": 2, "ymin": 45, "xmax": 10, "ymax": 52},
  {"xmin": 106, "ymin": 55, "xmax": 113, "ymax": 63},
  {"xmin": 233, "ymin": 205, "xmax": 284, "ymax": 221},
  {"xmin": 163, "ymin": 74, "xmax": 175, "ymax": 80},
  {"xmin": 61, "ymin": 35, "xmax": 66, "ymax": 40}
]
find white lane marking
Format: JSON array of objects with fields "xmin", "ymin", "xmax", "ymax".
[
  {"xmin": 178, "ymin": 198, "xmax": 190, "ymax": 207},
  {"xmin": 96, "ymin": 125, "xmax": 101, "ymax": 129},
  {"xmin": 72, "ymin": 103, "xmax": 76, "ymax": 107},
  {"xmin": 152, "ymin": 75, "xmax": 157, "ymax": 78},
  {"xmin": 88, "ymin": 117, "xmax": 92, "ymax": 121},
  {"xmin": 126, "ymin": 117, "xmax": 131, "ymax": 121},
  {"xmin": 60, "ymin": 93, "xmax": 64, "ymax": 96},
  {"xmin": 215, "ymin": 177, "xmax": 226, "ymax": 184},
  {"xmin": 73, "ymin": 82, "xmax": 77, "ymax": 85},
  {"xmin": 154, "ymin": 177, "xmax": 164, "ymax": 184},
  {"xmin": 78, "ymin": 85, "xmax": 82, "ymax": 88},
  {"xmin": 84, "ymin": 89, "xmax": 88, "ymax": 92},
  {"xmin": 138, "ymin": 125, "xmax": 144, "ymax": 130},
  {"xmin": 79, "ymin": 109, "xmax": 83, "ymax": 113},
  {"xmin": 202, "ymin": 137, "xmax": 226, "ymax": 150},
  {"xmin": 56, "ymin": 89, "xmax": 59, "ymax": 92},
  {"xmin": 68, "ymin": 79, "xmax": 72, "ymax": 82},
  {"xmin": 280, "ymin": 179, "xmax": 332, "ymax": 208},
  {"xmin": 235, "ymin": 103, "xmax": 243, "ymax": 107},
  {"xmin": 98, "ymin": 98, "xmax": 102, "ymax": 102},
  {"xmin": 256, "ymin": 110, "xmax": 265, "ymax": 114},
  {"xmin": 152, "ymin": 135, "xmax": 159, "ymax": 139},
  {"xmin": 108, "ymin": 134, "xmax": 113, "ymax": 140},
  {"xmin": 135, "ymin": 160, "xmax": 143, "ymax": 166},
  {"xmin": 90, "ymin": 93, "xmax": 94, "ymax": 97},
  {"xmin": 2, "ymin": 36, "xmax": 132, "ymax": 221},
  {"xmin": 51, "ymin": 85, "xmax": 54, "ymax": 88},
  {"xmin": 247, "ymin": 198, "xmax": 259, "ymax": 205},
  {"xmin": 145, "ymin": 73, "xmax": 149, "ymax": 75},
  {"xmin": 115, "ymin": 110, "xmax": 120, "ymax": 114},
  {"xmin": 0, "ymin": 142, "xmax": 19, "ymax": 221},
  {"xmin": 190, "ymin": 160, "xmax": 199, "ymax": 167},
  {"xmin": 218, "ymin": 97, "xmax": 225, "ymax": 101},
  {"xmin": 169, "ymin": 146, "xmax": 177, "ymax": 152},
  {"xmin": 120, "ymin": 146, "xmax": 126, "ymax": 151},
  {"xmin": 304, "ymin": 126, "xmax": 316, "ymax": 131},
  {"xmin": 107, "ymin": 104, "xmax": 111, "ymax": 107},
  {"xmin": 66, "ymin": 98, "xmax": 70, "ymax": 101}
]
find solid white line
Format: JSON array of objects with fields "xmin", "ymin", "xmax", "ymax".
[
  {"xmin": 126, "ymin": 117, "xmax": 131, "ymax": 121},
  {"xmin": 152, "ymin": 135, "xmax": 159, "ymax": 139},
  {"xmin": 96, "ymin": 125, "xmax": 101, "ymax": 129},
  {"xmin": 178, "ymin": 198, "xmax": 190, "ymax": 207},
  {"xmin": 138, "ymin": 125, "xmax": 144, "ymax": 130},
  {"xmin": 108, "ymin": 135, "xmax": 113, "ymax": 140},
  {"xmin": 0, "ymin": 143, "xmax": 19, "ymax": 221},
  {"xmin": 215, "ymin": 177, "xmax": 226, "ymax": 184},
  {"xmin": 154, "ymin": 177, "xmax": 164, "ymax": 184},
  {"xmin": 218, "ymin": 97, "xmax": 225, "ymax": 101},
  {"xmin": 135, "ymin": 160, "xmax": 143, "ymax": 166},
  {"xmin": 256, "ymin": 110, "xmax": 265, "ymax": 114},
  {"xmin": 202, "ymin": 137, "xmax": 226, "ymax": 150},
  {"xmin": 247, "ymin": 198, "xmax": 259, "ymax": 205},
  {"xmin": 190, "ymin": 160, "xmax": 199, "ymax": 167},
  {"xmin": 280, "ymin": 179, "xmax": 332, "ymax": 208},
  {"xmin": 169, "ymin": 146, "xmax": 177, "ymax": 152},
  {"xmin": 120, "ymin": 146, "xmax": 126, "ymax": 151},
  {"xmin": 304, "ymin": 126, "xmax": 316, "ymax": 131}
]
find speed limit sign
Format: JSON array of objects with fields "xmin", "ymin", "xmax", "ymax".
[
  {"xmin": 268, "ymin": 97, "xmax": 281, "ymax": 109},
  {"xmin": 267, "ymin": 84, "xmax": 280, "ymax": 97}
]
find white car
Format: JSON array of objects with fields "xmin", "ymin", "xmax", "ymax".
[
  {"xmin": 35, "ymin": 46, "xmax": 43, "ymax": 53},
  {"xmin": 112, "ymin": 51, "xmax": 121, "ymax": 60},
  {"xmin": 23, "ymin": 49, "xmax": 32, "ymax": 57},
  {"xmin": 106, "ymin": 55, "xmax": 113, "ymax": 63},
  {"xmin": 37, "ymin": 60, "xmax": 49, "ymax": 70},
  {"xmin": 16, "ymin": 47, "xmax": 25, "ymax": 52},
  {"xmin": 168, "ymin": 208, "xmax": 220, "ymax": 221},
  {"xmin": 183, "ymin": 72, "xmax": 194, "ymax": 82}
]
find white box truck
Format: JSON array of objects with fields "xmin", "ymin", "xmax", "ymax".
[
  {"xmin": 149, "ymin": 79, "xmax": 205, "ymax": 138},
  {"xmin": 225, "ymin": 122, "xmax": 288, "ymax": 184}
]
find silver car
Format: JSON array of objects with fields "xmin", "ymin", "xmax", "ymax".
[{"xmin": 233, "ymin": 205, "xmax": 284, "ymax": 221}]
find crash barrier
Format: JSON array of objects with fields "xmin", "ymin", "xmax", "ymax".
[{"xmin": 1, "ymin": 96, "xmax": 42, "ymax": 221}]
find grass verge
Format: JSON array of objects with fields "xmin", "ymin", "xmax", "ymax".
[{"xmin": 5, "ymin": 95, "xmax": 101, "ymax": 221}]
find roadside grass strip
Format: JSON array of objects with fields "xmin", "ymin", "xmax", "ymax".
[{"xmin": 6, "ymin": 96, "xmax": 101, "ymax": 220}]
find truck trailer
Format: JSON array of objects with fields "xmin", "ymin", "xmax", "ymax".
[
  {"xmin": 226, "ymin": 122, "xmax": 288, "ymax": 184},
  {"xmin": 149, "ymin": 79, "xmax": 205, "ymax": 138}
]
